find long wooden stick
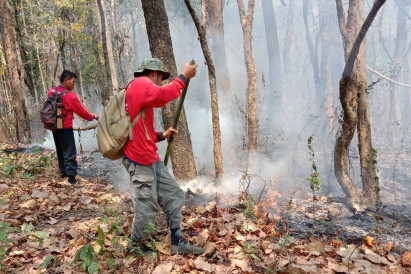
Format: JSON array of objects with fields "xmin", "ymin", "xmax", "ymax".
[
  {"xmin": 164, "ymin": 60, "xmax": 195, "ymax": 166},
  {"xmin": 73, "ymin": 124, "xmax": 97, "ymax": 131}
]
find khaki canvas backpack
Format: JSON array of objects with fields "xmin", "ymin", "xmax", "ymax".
[{"xmin": 97, "ymin": 85, "xmax": 146, "ymax": 160}]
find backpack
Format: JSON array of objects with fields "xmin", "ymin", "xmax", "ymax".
[
  {"xmin": 40, "ymin": 88, "xmax": 69, "ymax": 131},
  {"xmin": 97, "ymin": 84, "xmax": 147, "ymax": 160}
]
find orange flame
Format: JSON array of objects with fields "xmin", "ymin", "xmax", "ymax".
[
  {"xmin": 403, "ymin": 251, "xmax": 410, "ymax": 264},
  {"xmin": 387, "ymin": 242, "xmax": 392, "ymax": 252},
  {"xmin": 364, "ymin": 236, "xmax": 376, "ymax": 247}
]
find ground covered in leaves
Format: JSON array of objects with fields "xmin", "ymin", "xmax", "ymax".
[{"xmin": 0, "ymin": 144, "xmax": 410, "ymax": 273}]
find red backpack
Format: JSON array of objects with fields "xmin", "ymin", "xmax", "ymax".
[{"xmin": 40, "ymin": 88, "xmax": 69, "ymax": 131}]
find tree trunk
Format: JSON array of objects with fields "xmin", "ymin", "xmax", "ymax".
[
  {"xmin": 17, "ymin": 0, "xmax": 39, "ymax": 107},
  {"xmin": 334, "ymin": 0, "xmax": 386, "ymax": 207},
  {"xmin": 141, "ymin": 0, "xmax": 197, "ymax": 181},
  {"xmin": 204, "ymin": 0, "xmax": 230, "ymax": 92},
  {"xmin": 69, "ymin": 38, "xmax": 86, "ymax": 103},
  {"xmin": 326, "ymin": 56, "xmax": 334, "ymax": 130},
  {"xmin": 131, "ymin": 10, "xmax": 140, "ymax": 72},
  {"xmin": 28, "ymin": 0, "xmax": 46, "ymax": 99},
  {"xmin": 303, "ymin": 0, "xmax": 323, "ymax": 108},
  {"xmin": 185, "ymin": 0, "xmax": 224, "ymax": 181},
  {"xmin": 237, "ymin": 0, "xmax": 257, "ymax": 152},
  {"xmin": 389, "ymin": 2, "xmax": 408, "ymax": 144},
  {"xmin": 283, "ymin": 0, "xmax": 294, "ymax": 75},
  {"xmin": 88, "ymin": 0, "xmax": 107, "ymax": 105},
  {"xmin": 404, "ymin": 55, "xmax": 411, "ymax": 127},
  {"xmin": 261, "ymin": 0, "xmax": 282, "ymax": 113},
  {"xmin": 96, "ymin": 0, "xmax": 118, "ymax": 99},
  {"xmin": 0, "ymin": 0, "xmax": 31, "ymax": 143},
  {"xmin": 334, "ymin": 76, "xmax": 361, "ymax": 203}
]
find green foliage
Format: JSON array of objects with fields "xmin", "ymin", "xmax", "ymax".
[
  {"xmin": 106, "ymin": 257, "xmax": 115, "ymax": 270},
  {"xmin": 73, "ymin": 203, "xmax": 131, "ymax": 271},
  {"xmin": 244, "ymin": 241, "xmax": 260, "ymax": 261},
  {"xmin": 0, "ymin": 140, "xmax": 55, "ymax": 180},
  {"xmin": 74, "ymin": 243, "xmax": 100, "ymax": 274},
  {"xmin": 306, "ymin": 135, "xmax": 321, "ymax": 193},
  {"xmin": 278, "ymin": 233, "xmax": 290, "ymax": 253},
  {"xmin": 0, "ymin": 192, "xmax": 14, "ymax": 267},
  {"xmin": 39, "ymin": 255, "xmax": 56, "ymax": 269},
  {"xmin": 143, "ymin": 223, "xmax": 158, "ymax": 258},
  {"xmin": 33, "ymin": 231, "xmax": 50, "ymax": 245},
  {"xmin": 243, "ymin": 194, "xmax": 255, "ymax": 218},
  {"xmin": 21, "ymin": 222, "xmax": 34, "ymax": 233},
  {"xmin": 97, "ymin": 227, "xmax": 105, "ymax": 253}
]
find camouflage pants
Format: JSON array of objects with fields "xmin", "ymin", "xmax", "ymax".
[{"xmin": 122, "ymin": 156, "xmax": 185, "ymax": 242}]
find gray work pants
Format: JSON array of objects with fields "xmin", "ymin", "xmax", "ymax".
[{"xmin": 122, "ymin": 156, "xmax": 185, "ymax": 242}]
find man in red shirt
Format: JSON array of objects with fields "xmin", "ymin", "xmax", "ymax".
[
  {"xmin": 49, "ymin": 70, "xmax": 98, "ymax": 185},
  {"xmin": 123, "ymin": 58, "xmax": 204, "ymax": 255}
]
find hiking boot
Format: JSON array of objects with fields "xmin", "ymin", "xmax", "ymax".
[
  {"xmin": 68, "ymin": 176, "xmax": 79, "ymax": 186},
  {"xmin": 126, "ymin": 240, "xmax": 155, "ymax": 256},
  {"xmin": 170, "ymin": 242, "xmax": 204, "ymax": 255}
]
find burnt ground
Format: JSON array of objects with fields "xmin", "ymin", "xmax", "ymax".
[
  {"xmin": 77, "ymin": 148, "xmax": 411, "ymax": 258},
  {"xmin": 2, "ymin": 143, "xmax": 409, "ymax": 273}
]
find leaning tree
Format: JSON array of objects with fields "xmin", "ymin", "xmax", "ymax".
[{"xmin": 334, "ymin": 0, "xmax": 387, "ymax": 208}]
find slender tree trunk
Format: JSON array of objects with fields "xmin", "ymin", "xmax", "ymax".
[
  {"xmin": 141, "ymin": 0, "xmax": 197, "ymax": 181},
  {"xmin": 88, "ymin": 0, "xmax": 107, "ymax": 105},
  {"xmin": 204, "ymin": 0, "xmax": 230, "ymax": 92},
  {"xmin": 28, "ymin": 1, "xmax": 46, "ymax": 98},
  {"xmin": 0, "ymin": 0, "xmax": 31, "ymax": 143},
  {"xmin": 326, "ymin": 56, "xmax": 334, "ymax": 130},
  {"xmin": 96, "ymin": 0, "xmax": 118, "ymax": 98},
  {"xmin": 261, "ymin": 0, "xmax": 282, "ymax": 114},
  {"xmin": 334, "ymin": 0, "xmax": 386, "ymax": 207},
  {"xmin": 283, "ymin": 0, "xmax": 294, "ymax": 75},
  {"xmin": 69, "ymin": 37, "xmax": 86, "ymax": 102},
  {"xmin": 0, "ymin": 35, "xmax": 12, "ymax": 120},
  {"xmin": 77, "ymin": 53, "xmax": 86, "ymax": 103},
  {"xmin": 237, "ymin": 0, "xmax": 257, "ymax": 152},
  {"xmin": 131, "ymin": 10, "xmax": 140, "ymax": 71},
  {"xmin": 19, "ymin": 0, "xmax": 39, "ymax": 107},
  {"xmin": 185, "ymin": 0, "xmax": 224, "ymax": 181},
  {"xmin": 0, "ymin": 35, "xmax": 12, "ymax": 118},
  {"xmin": 303, "ymin": 0, "xmax": 323, "ymax": 109},
  {"xmin": 57, "ymin": 28, "xmax": 67, "ymax": 70},
  {"xmin": 404, "ymin": 55, "xmax": 411, "ymax": 127},
  {"xmin": 389, "ymin": 2, "xmax": 408, "ymax": 143}
]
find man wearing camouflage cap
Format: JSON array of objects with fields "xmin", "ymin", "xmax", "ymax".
[{"xmin": 122, "ymin": 57, "xmax": 204, "ymax": 255}]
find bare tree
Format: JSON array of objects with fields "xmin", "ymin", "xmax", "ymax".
[
  {"xmin": 185, "ymin": 0, "xmax": 224, "ymax": 181},
  {"xmin": 334, "ymin": 0, "xmax": 386, "ymax": 207},
  {"xmin": 96, "ymin": 0, "xmax": 118, "ymax": 102},
  {"xmin": 141, "ymin": 0, "xmax": 197, "ymax": 181},
  {"xmin": 283, "ymin": 0, "xmax": 295, "ymax": 75},
  {"xmin": 261, "ymin": 0, "xmax": 282, "ymax": 113},
  {"xmin": 204, "ymin": 0, "xmax": 230, "ymax": 92},
  {"xmin": 237, "ymin": 0, "xmax": 257, "ymax": 153},
  {"xmin": 87, "ymin": 0, "xmax": 108, "ymax": 105},
  {"xmin": 389, "ymin": 0, "xmax": 409, "ymax": 144}
]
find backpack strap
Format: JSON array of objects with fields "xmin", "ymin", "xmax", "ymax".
[
  {"xmin": 56, "ymin": 88, "xmax": 70, "ymax": 119},
  {"xmin": 128, "ymin": 107, "xmax": 148, "ymax": 140},
  {"xmin": 59, "ymin": 89, "xmax": 70, "ymax": 96}
]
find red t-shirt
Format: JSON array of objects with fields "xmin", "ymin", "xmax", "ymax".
[
  {"xmin": 47, "ymin": 86, "xmax": 95, "ymax": 128},
  {"xmin": 122, "ymin": 76, "xmax": 184, "ymax": 165}
]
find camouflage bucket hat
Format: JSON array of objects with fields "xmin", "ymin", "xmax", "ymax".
[{"xmin": 134, "ymin": 58, "xmax": 170, "ymax": 80}]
